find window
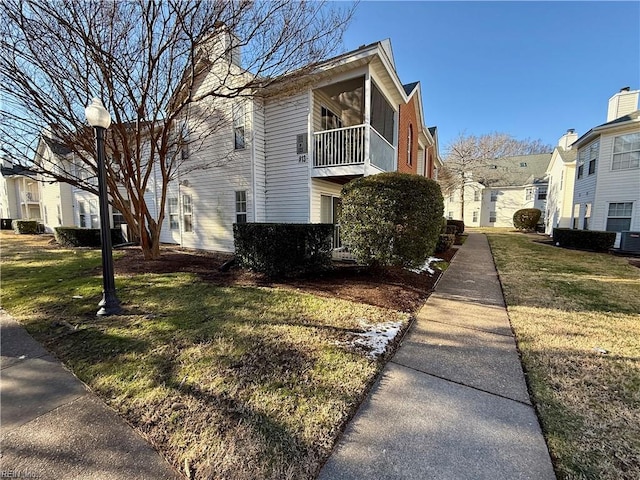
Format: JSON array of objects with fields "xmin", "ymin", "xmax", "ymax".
[
  {"xmin": 583, "ymin": 203, "xmax": 591, "ymax": 230},
  {"xmin": 572, "ymin": 204, "xmax": 580, "ymax": 229},
  {"xmin": 588, "ymin": 158, "xmax": 596, "ymax": 175},
  {"xmin": 526, "ymin": 188, "xmax": 534, "ymax": 201},
  {"xmin": 489, "ymin": 211, "xmax": 496, "ymax": 223},
  {"xmin": 447, "ymin": 211, "xmax": 453, "ymax": 220},
  {"xmin": 370, "ymin": 83, "xmax": 394, "ymax": 144},
  {"xmin": 520, "ymin": 162, "xmax": 527, "ymax": 167},
  {"xmin": 44, "ymin": 205, "xmax": 48, "ymax": 224},
  {"xmin": 182, "ymin": 194, "xmax": 193, "ymax": 232},
  {"xmin": 321, "ymin": 106, "xmax": 342, "ymax": 131},
  {"xmin": 448, "ymin": 192, "xmax": 455, "ymax": 202},
  {"xmin": 56, "ymin": 205, "xmax": 61, "ymax": 225},
  {"xmin": 235, "ymin": 191, "xmax": 247, "ymax": 223},
  {"xmin": 472, "ymin": 211, "xmax": 478, "ymax": 223},
  {"xmin": 606, "ymin": 202, "xmax": 633, "ymax": 232},
  {"xmin": 89, "ymin": 200, "xmax": 99, "ymax": 229},
  {"xmin": 612, "ymin": 132, "xmax": 640, "ymax": 170},
  {"xmin": 577, "ymin": 164, "xmax": 584, "ymax": 179},
  {"xmin": 179, "ymin": 121, "xmax": 190, "ymax": 160},
  {"xmin": 168, "ymin": 197, "xmax": 179, "ymax": 230},
  {"xmin": 578, "ymin": 141, "xmax": 599, "ymax": 179},
  {"xmin": 473, "ymin": 190, "xmax": 480, "ymax": 202},
  {"xmin": 490, "ymin": 190, "xmax": 498, "ymax": 202},
  {"xmin": 233, "ymin": 102, "xmax": 245, "ymax": 150},
  {"xmin": 407, "ymin": 124, "xmax": 413, "ymax": 166},
  {"xmin": 560, "ymin": 171, "xmax": 564, "ymax": 190},
  {"xmin": 112, "ymin": 200, "xmax": 129, "ymax": 229},
  {"xmin": 78, "ymin": 201, "xmax": 86, "ymax": 227},
  {"xmin": 537, "ymin": 186, "xmax": 547, "ymax": 200}
]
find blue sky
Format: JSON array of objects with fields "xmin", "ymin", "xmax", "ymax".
[{"xmin": 341, "ymin": 1, "xmax": 640, "ymax": 153}]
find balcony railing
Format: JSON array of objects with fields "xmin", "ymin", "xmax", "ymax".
[
  {"xmin": 22, "ymin": 191, "xmax": 40, "ymax": 203},
  {"xmin": 314, "ymin": 124, "xmax": 365, "ymax": 167}
]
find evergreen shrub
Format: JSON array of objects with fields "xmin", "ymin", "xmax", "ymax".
[
  {"xmin": 233, "ymin": 223, "xmax": 333, "ymax": 278},
  {"xmin": 54, "ymin": 227, "xmax": 124, "ymax": 247},
  {"xmin": 552, "ymin": 228, "xmax": 616, "ymax": 252},
  {"xmin": 435, "ymin": 234, "xmax": 455, "ymax": 253},
  {"xmin": 12, "ymin": 220, "xmax": 38, "ymax": 234},
  {"xmin": 447, "ymin": 219, "xmax": 465, "ymax": 235},
  {"xmin": 513, "ymin": 208, "xmax": 541, "ymax": 230},
  {"xmin": 340, "ymin": 172, "xmax": 444, "ymax": 268}
]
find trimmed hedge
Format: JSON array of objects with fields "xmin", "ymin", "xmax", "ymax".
[
  {"xmin": 444, "ymin": 224, "xmax": 458, "ymax": 235},
  {"xmin": 447, "ymin": 219, "xmax": 465, "ymax": 235},
  {"xmin": 234, "ymin": 223, "xmax": 333, "ymax": 278},
  {"xmin": 553, "ymin": 228, "xmax": 616, "ymax": 252},
  {"xmin": 54, "ymin": 227, "xmax": 124, "ymax": 247},
  {"xmin": 340, "ymin": 173, "xmax": 444, "ymax": 268},
  {"xmin": 12, "ymin": 220, "xmax": 38, "ymax": 234},
  {"xmin": 513, "ymin": 208, "xmax": 541, "ymax": 231},
  {"xmin": 435, "ymin": 234, "xmax": 455, "ymax": 253}
]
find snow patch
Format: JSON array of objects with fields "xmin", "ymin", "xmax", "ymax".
[
  {"xmin": 344, "ymin": 319, "xmax": 404, "ymax": 359},
  {"xmin": 408, "ymin": 257, "xmax": 444, "ymax": 275}
]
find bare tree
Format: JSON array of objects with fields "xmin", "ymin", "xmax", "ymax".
[
  {"xmin": 0, "ymin": 0, "xmax": 354, "ymax": 259},
  {"xmin": 439, "ymin": 132, "xmax": 551, "ymax": 221}
]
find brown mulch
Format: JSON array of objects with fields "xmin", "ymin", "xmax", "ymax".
[{"xmin": 114, "ymin": 247, "xmax": 457, "ymax": 313}]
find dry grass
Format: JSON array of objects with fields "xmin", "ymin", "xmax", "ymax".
[
  {"xmin": 487, "ymin": 231, "xmax": 640, "ymax": 480},
  {"xmin": 1, "ymin": 232, "xmax": 413, "ymax": 479}
]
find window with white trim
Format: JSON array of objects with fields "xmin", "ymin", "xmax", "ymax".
[
  {"xmin": 407, "ymin": 124, "xmax": 413, "ymax": 166},
  {"xmin": 89, "ymin": 200, "xmax": 99, "ymax": 228},
  {"xmin": 572, "ymin": 204, "xmax": 580, "ymax": 229},
  {"xmin": 233, "ymin": 102, "xmax": 245, "ymax": 150},
  {"xmin": 168, "ymin": 197, "xmax": 179, "ymax": 230},
  {"xmin": 473, "ymin": 190, "xmax": 480, "ymax": 202},
  {"xmin": 489, "ymin": 211, "xmax": 496, "ymax": 223},
  {"xmin": 235, "ymin": 191, "xmax": 247, "ymax": 223},
  {"xmin": 526, "ymin": 188, "xmax": 534, "ymax": 201},
  {"xmin": 490, "ymin": 190, "xmax": 498, "ymax": 202},
  {"xmin": 321, "ymin": 106, "xmax": 342, "ymax": 131},
  {"xmin": 56, "ymin": 205, "xmax": 62, "ymax": 225},
  {"xmin": 606, "ymin": 202, "xmax": 633, "ymax": 232},
  {"xmin": 472, "ymin": 211, "xmax": 478, "ymax": 223},
  {"xmin": 612, "ymin": 133, "xmax": 640, "ymax": 170},
  {"xmin": 182, "ymin": 194, "xmax": 193, "ymax": 232},
  {"xmin": 112, "ymin": 200, "xmax": 129, "ymax": 229},
  {"xmin": 537, "ymin": 186, "xmax": 547, "ymax": 200},
  {"xmin": 78, "ymin": 200, "xmax": 87, "ymax": 227},
  {"xmin": 583, "ymin": 203, "xmax": 591, "ymax": 230}
]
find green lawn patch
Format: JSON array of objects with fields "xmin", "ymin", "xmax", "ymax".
[
  {"xmin": 1, "ymin": 232, "xmax": 409, "ymax": 479},
  {"xmin": 487, "ymin": 232, "xmax": 640, "ymax": 480}
]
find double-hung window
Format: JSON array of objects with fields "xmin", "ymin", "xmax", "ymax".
[
  {"xmin": 233, "ymin": 102, "xmax": 245, "ymax": 150},
  {"xmin": 89, "ymin": 200, "xmax": 99, "ymax": 228},
  {"xmin": 235, "ymin": 191, "xmax": 247, "ymax": 223},
  {"xmin": 168, "ymin": 197, "xmax": 179, "ymax": 230},
  {"xmin": 606, "ymin": 202, "xmax": 633, "ymax": 232},
  {"xmin": 537, "ymin": 186, "xmax": 547, "ymax": 200},
  {"xmin": 612, "ymin": 133, "xmax": 640, "ymax": 170},
  {"xmin": 490, "ymin": 190, "xmax": 498, "ymax": 202},
  {"xmin": 182, "ymin": 195, "xmax": 193, "ymax": 232},
  {"xmin": 78, "ymin": 201, "xmax": 87, "ymax": 227},
  {"xmin": 489, "ymin": 211, "xmax": 497, "ymax": 223}
]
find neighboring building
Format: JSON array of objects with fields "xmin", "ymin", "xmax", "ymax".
[
  {"xmin": 544, "ymin": 129, "xmax": 578, "ymax": 234},
  {"xmin": 443, "ymin": 153, "xmax": 552, "ymax": 228},
  {"xmin": 570, "ymin": 87, "xmax": 640, "ymax": 247},
  {"xmin": 397, "ymin": 82, "xmax": 442, "ymax": 178},
  {"xmin": 0, "ymin": 160, "xmax": 42, "ymax": 223}
]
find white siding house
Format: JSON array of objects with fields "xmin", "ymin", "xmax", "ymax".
[
  {"xmin": 570, "ymin": 88, "xmax": 640, "ymax": 247},
  {"xmin": 443, "ymin": 154, "xmax": 552, "ymax": 228},
  {"xmin": 544, "ymin": 130, "xmax": 578, "ymax": 234}
]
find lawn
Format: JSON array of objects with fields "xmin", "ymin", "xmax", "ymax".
[
  {"xmin": 486, "ymin": 231, "xmax": 640, "ymax": 480},
  {"xmin": 0, "ymin": 232, "xmax": 415, "ymax": 479}
]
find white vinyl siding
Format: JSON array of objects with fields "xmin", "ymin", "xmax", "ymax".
[{"xmin": 264, "ymin": 91, "xmax": 311, "ymax": 222}]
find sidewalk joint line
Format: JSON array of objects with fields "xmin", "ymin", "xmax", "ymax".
[
  {"xmin": 390, "ymin": 359, "xmax": 533, "ymax": 407},
  {"xmin": 423, "ymin": 318, "xmax": 514, "ymax": 338}
]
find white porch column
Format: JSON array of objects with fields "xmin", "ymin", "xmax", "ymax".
[{"xmin": 363, "ymin": 71, "xmax": 371, "ymax": 176}]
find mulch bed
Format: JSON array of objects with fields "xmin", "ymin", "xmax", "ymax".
[{"xmin": 114, "ymin": 246, "xmax": 457, "ymax": 313}]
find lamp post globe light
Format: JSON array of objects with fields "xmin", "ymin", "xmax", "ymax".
[{"xmin": 85, "ymin": 98, "xmax": 122, "ymax": 316}]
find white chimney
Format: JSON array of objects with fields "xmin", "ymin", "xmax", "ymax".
[
  {"xmin": 558, "ymin": 129, "xmax": 578, "ymax": 150},
  {"xmin": 607, "ymin": 87, "xmax": 639, "ymax": 122}
]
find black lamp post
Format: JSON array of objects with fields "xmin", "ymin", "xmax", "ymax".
[{"xmin": 85, "ymin": 98, "xmax": 122, "ymax": 316}]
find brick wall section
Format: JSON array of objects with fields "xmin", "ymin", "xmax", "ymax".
[{"xmin": 397, "ymin": 94, "xmax": 419, "ymax": 175}]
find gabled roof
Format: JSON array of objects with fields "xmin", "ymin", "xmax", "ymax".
[
  {"xmin": 573, "ymin": 110, "xmax": 640, "ymax": 148},
  {"xmin": 475, "ymin": 153, "xmax": 552, "ymax": 187},
  {"xmin": 1, "ymin": 163, "xmax": 38, "ymax": 178},
  {"xmin": 403, "ymin": 82, "xmax": 419, "ymax": 96}
]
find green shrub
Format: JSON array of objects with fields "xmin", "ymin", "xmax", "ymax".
[
  {"xmin": 552, "ymin": 228, "xmax": 616, "ymax": 252},
  {"xmin": 447, "ymin": 219, "xmax": 465, "ymax": 235},
  {"xmin": 54, "ymin": 227, "xmax": 124, "ymax": 247},
  {"xmin": 513, "ymin": 208, "xmax": 541, "ymax": 230},
  {"xmin": 234, "ymin": 223, "xmax": 333, "ymax": 278},
  {"xmin": 12, "ymin": 220, "xmax": 38, "ymax": 234},
  {"xmin": 340, "ymin": 172, "xmax": 444, "ymax": 268},
  {"xmin": 435, "ymin": 234, "xmax": 455, "ymax": 253}
]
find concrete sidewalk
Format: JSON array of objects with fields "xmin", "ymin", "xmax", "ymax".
[
  {"xmin": 0, "ymin": 310, "xmax": 182, "ymax": 479},
  {"xmin": 319, "ymin": 233, "xmax": 556, "ymax": 480}
]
